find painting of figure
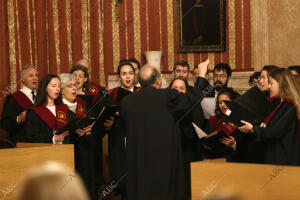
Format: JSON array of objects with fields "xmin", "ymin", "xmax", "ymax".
[{"xmin": 177, "ymin": 0, "xmax": 226, "ymax": 52}]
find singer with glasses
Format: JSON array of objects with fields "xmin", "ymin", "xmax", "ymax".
[{"xmin": 59, "ymin": 73, "xmax": 100, "ymax": 200}]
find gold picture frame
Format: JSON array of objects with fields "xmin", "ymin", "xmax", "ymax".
[{"xmin": 177, "ymin": 0, "xmax": 226, "ymax": 52}]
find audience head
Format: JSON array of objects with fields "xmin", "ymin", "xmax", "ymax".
[
  {"xmin": 34, "ymin": 74, "xmax": 62, "ymax": 106},
  {"xmin": 249, "ymin": 72, "xmax": 260, "ymax": 87},
  {"xmin": 269, "ymin": 68, "xmax": 300, "ymax": 119},
  {"xmin": 173, "ymin": 60, "xmax": 190, "ymax": 79},
  {"xmin": 75, "ymin": 59, "xmax": 91, "ymax": 74},
  {"xmin": 288, "ymin": 65, "xmax": 300, "ymax": 76},
  {"xmin": 70, "ymin": 65, "xmax": 90, "ymax": 93},
  {"xmin": 128, "ymin": 58, "xmax": 141, "ymax": 84},
  {"xmin": 213, "ymin": 63, "xmax": 232, "ymax": 90},
  {"xmin": 168, "ymin": 77, "xmax": 189, "ymax": 94},
  {"xmin": 20, "ymin": 65, "xmax": 39, "ymax": 91},
  {"xmin": 18, "ymin": 161, "xmax": 89, "ymax": 200},
  {"xmin": 139, "ymin": 65, "xmax": 162, "ymax": 89},
  {"xmin": 59, "ymin": 73, "xmax": 77, "ymax": 103},
  {"xmin": 117, "ymin": 61, "xmax": 135, "ymax": 90},
  {"xmin": 216, "ymin": 87, "xmax": 240, "ymax": 116},
  {"xmin": 258, "ymin": 65, "xmax": 279, "ymax": 92}
]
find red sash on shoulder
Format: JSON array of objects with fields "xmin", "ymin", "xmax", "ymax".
[
  {"xmin": 85, "ymin": 82, "xmax": 105, "ymax": 104},
  {"xmin": 11, "ymin": 91, "xmax": 33, "ymax": 110},
  {"xmin": 31, "ymin": 104, "xmax": 69, "ymax": 130},
  {"xmin": 109, "ymin": 87, "xmax": 120, "ymax": 102},
  {"xmin": 264, "ymin": 98, "xmax": 300, "ymax": 139},
  {"xmin": 134, "ymin": 86, "xmax": 141, "ymax": 93},
  {"xmin": 109, "ymin": 86, "xmax": 140, "ymax": 102},
  {"xmin": 209, "ymin": 115, "xmax": 237, "ymax": 136},
  {"xmin": 75, "ymin": 97, "xmax": 87, "ymax": 118}
]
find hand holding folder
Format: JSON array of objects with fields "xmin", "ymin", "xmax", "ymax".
[{"xmin": 55, "ymin": 118, "xmax": 96, "ymax": 135}]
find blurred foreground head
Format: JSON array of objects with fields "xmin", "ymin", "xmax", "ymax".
[{"xmin": 18, "ymin": 161, "xmax": 89, "ymax": 200}]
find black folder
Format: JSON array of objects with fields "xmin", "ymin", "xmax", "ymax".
[
  {"xmin": 202, "ymin": 130, "xmax": 230, "ymax": 147},
  {"xmin": 224, "ymin": 86, "xmax": 271, "ymax": 126},
  {"xmin": 77, "ymin": 94, "xmax": 94, "ymax": 105},
  {"xmin": 93, "ymin": 105, "xmax": 120, "ymax": 130},
  {"xmin": 55, "ymin": 118, "xmax": 96, "ymax": 135}
]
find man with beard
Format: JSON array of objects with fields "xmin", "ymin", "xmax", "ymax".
[
  {"xmin": 201, "ymin": 63, "xmax": 232, "ymax": 119},
  {"xmin": 1, "ymin": 65, "xmax": 39, "ymax": 144}
]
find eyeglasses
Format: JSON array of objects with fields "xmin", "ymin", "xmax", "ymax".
[{"xmin": 67, "ymin": 83, "xmax": 77, "ymax": 88}]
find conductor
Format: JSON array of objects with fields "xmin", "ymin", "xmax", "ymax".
[{"xmin": 120, "ymin": 60, "xmax": 210, "ymax": 200}]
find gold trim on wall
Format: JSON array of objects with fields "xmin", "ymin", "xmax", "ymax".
[
  {"xmin": 167, "ymin": 0, "xmax": 174, "ymax": 71},
  {"xmin": 7, "ymin": 0, "xmax": 17, "ymax": 92},
  {"xmin": 112, "ymin": 1, "xmax": 120, "ymax": 72},
  {"xmin": 159, "ymin": 0, "xmax": 162, "ymax": 50},
  {"xmin": 32, "ymin": 0, "xmax": 37, "ymax": 66},
  {"xmin": 188, "ymin": 53, "xmax": 194, "ymax": 69},
  {"xmin": 208, "ymin": 53, "xmax": 215, "ymax": 70},
  {"xmin": 133, "ymin": 0, "xmax": 141, "ymax": 62},
  {"xmin": 241, "ymin": 1, "xmax": 245, "ymax": 69},
  {"xmin": 145, "ymin": 0, "xmax": 149, "ymax": 50},
  {"xmin": 124, "ymin": 0, "xmax": 128, "ymax": 58},
  {"xmin": 66, "ymin": 0, "xmax": 72, "ymax": 68},
  {"xmin": 87, "ymin": 0, "xmax": 91, "ymax": 61},
  {"xmin": 99, "ymin": 0, "xmax": 105, "ymax": 86},
  {"xmin": 82, "ymin": 0, "xmax": 89, "ymax": 61},
  {"xmin": 26, "ymin": 0, "xmax": 33, "ymax": 65},
  {"xmin": 53, "ymin": 0, "xmax": 61, "ymax": 74},
  {"xmin": 228, "ymin": 0, "xmax": 236, "ymax": 69},
  {"xmin": 16, "ymin": 0, "xmax": 21, "ymax": 74}
]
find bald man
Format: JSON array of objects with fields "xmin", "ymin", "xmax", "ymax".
[{"xmin": 120, "ymin": 60, "xmax": 211, "ymax": 200}]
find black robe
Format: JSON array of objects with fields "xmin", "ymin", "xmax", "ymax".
[
  {"xmin": 25, "ymin": 107, "xmax": 75, "ymax": 143},
  {"xmin": 180, "ymin": 86, "xmax": 206, "ymax": 200},
  {"xmin": 71, "ymin": 97, "xmax": 101, "ymax": 200},
  {"xmin": 253, "ymin": 101, "xmax": 300, "ymax": 165},
  {"xmin": 82, "ymin": 83, "xmax": 108, "ymax": 196},
  {"xmin": 107, "ymin": 87, "xmax": 139, "ymax": 196},
  {"xmin": 1, "ymin": 92, "xmax": 32, "ymax": 143},
  {"xmin": 120, "ymin": 77, "xmax": 209, "ymax": 200}
]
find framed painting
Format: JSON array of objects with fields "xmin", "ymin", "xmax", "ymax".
[{"xmin": 177, "ymin": 0, "xmax": 226, "ymax": 52}]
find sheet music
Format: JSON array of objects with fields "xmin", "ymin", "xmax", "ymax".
[{"xmin": 192, "ymin": 122, "xmax": 208, "ymax": 139}]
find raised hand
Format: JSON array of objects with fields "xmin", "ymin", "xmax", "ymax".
[{"xmin": 198, "ymin": 59, "xmax": 210, "ymax": 78}]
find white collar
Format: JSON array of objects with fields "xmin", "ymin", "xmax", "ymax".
[
  {"xmin": 63, "ymin": 98, "xmax": 77, "ymax": 113},
  {"xmin": 20, "ymin": 86, "xmax": 36, "ymax": 103},
  {"xmin": 121, "ymin": 86, "xmax": 134, "ymax": 92}
]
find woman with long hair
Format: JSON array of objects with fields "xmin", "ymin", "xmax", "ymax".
[
  {"xmin": 25, "ymin": 74, "xmax": 73, "ymax": 143},
  {"xmin": 203, "ymin": 87, "xmax": 241, "ymax": 160},
  {"xmin": 239, "ymin": 68, "xmax": 300, "ymax": 165}
]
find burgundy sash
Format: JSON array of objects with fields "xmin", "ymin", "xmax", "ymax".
[
  {"xmin": 31, "ymin": 104, "xmax": 69, "ymax": 130},
  {"xmin": 134, "ymin": 86, "xmax": 141, "ymax": 93},
  {"xmin": 75, "ymin": 97, "xmax": 87, "ymax": 118},
  {"xmin": 11, "ymin": 91, "xmax": 33, "ymax": 110},
  {"xmin": 109, "ymin": 87, "xmax": 119, "ymax": 102},
  {"xmin": 209, "ymin": 115, "xmax": 237, "ymax": 136},
  {"xmin": 109, "ymin": 86, "xmax": 140, "ymax": 102},
  {"xmin": 85, "ymin": 82, "xmax": 105, "ymax": 104}
]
